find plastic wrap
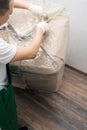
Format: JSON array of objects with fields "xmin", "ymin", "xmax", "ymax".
[{"xmin": 0, "ymin": 2, "xmax": 69, "ymax": 92}]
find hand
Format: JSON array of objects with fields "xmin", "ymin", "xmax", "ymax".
[
  {"xmin": 37, "ymin": 21, "xmax": 49, "ymax": 33},
  {"xmin": 29, "ymin": 4, "xmax": 43, "ymax": 16}
]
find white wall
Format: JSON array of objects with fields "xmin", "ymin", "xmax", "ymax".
[
  {"xmin": 30, "ymin": 0, "xmax": 87, "ymax": 73},
  {"xmin": 56, "ymin": 0, "xmax": 87, "ymax": 74}
]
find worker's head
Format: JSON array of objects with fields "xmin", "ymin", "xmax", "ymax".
[{"xmin": 0, "ymin": 0, "xmax": 14, "ymax": 25}]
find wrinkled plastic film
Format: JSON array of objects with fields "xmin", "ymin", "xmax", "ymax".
[{"xmin": 0, "ymin": 2, "xmax": 69, "ymax": 91}]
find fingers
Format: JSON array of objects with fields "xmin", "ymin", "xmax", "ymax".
[
  {"xmin": 37, "ymin": 21, "xmax": 49, "ymax": 33},
  {"xmin": 29, "ymin": 4, "xmax": 43, "ymax": 16}
]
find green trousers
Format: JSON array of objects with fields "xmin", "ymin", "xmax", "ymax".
[{"xmin": 0, "ymin": 64, "xmax": 18, "ymax": 130}]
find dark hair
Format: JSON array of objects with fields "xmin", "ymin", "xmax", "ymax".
[{"xmin": 0, "ymin": 0, "xmax": 10, "ymax": 16}]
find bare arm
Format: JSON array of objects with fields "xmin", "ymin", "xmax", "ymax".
[
  {"xmin": 13, "ymin": 0, "xmax": 43, "ymax": 16},
  {"xmin": 11, "ymin": 28, "xmax": 43, "ymax": 62},
  {"xmin": 13, "ymin": 0, "xmax": 30, "ymax": 9}
]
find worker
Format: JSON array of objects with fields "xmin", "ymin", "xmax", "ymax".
[{"xmin": 0, "ymin": 0, "xmax": 49, "ymax": 130}]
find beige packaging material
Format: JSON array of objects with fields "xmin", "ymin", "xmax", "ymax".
[{"xmin": 0, "ymin": 2, "xmax": 69, "ymax": 92}]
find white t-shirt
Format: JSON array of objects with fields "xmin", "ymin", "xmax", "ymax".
[{"xmin": 0, "ymin": 38, "xmax": 16, "ymax": 90}]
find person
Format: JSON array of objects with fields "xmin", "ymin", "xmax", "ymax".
[{"xmin": 0, "ymin": 0, "xmax": 49, "ymax": 130}]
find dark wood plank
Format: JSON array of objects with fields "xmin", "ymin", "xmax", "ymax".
[{"xmin": 14, "ymin": 66, "xmax": 87, "ymax": 130}]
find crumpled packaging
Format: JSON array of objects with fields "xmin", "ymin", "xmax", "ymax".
[{"xmin": 0, "ymin": 2, "xmax": 69, "ymax": 92}]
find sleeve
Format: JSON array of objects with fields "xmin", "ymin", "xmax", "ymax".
[{"xmin": 0, "ymin": 38, "xmax": 16, "ymax": 64}]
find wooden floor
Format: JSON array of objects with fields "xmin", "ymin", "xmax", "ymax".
[{"xmin": 14, "ymin": 66, "xmax": 87, "ymax": 130}]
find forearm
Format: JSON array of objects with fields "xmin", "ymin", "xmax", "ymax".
[
  {"xmin": 12, "ymin": 28, "xmax": 43, "ymax": 62},
  {"xmin": 29, "ymin": 28, "xmax": 43, "ymax": 57},
  {"xmin": 14, "ymin": 0, "xmax": 30, "ymax": 9}
]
